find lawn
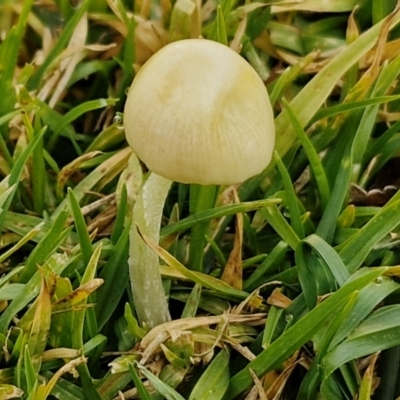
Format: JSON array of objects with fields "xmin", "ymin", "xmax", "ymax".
[{"xmin": 1, "ymin": 0, "xmax": 400, "ymax": 399}]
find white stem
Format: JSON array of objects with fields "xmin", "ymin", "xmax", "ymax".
[{"xmin": 129, "ymin": 173, "xmax": 172, "ymax": 328}]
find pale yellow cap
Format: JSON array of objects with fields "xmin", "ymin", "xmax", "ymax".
[{"xmin": 124, "ymin": 39, "xmax": 275, "ymax": 185}]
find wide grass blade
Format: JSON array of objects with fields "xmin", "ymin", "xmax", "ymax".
[
  {"xmin": 274, "ymin": 8, "xmax": 400, "ymax": 158},
  {"xmin": 339, "ymin": 199, "xmax": 400, "ymax": 272},
  {"xmin": 323, "ymin": 304, "xmax": 400, "ymax": 377},
  {"xmin": 20, "ymin": 210, "xmax": 71, "ymax": 282},
  {"xmin": 189, "ymin": 349, "xmax": 229, "ymax": 400},
  {"xmin": 330, "ymin": 277, "xmax": 400, "ymax": 348},
  {"xmin": 136, "ymin": 363, "xmax": 186, "ymax": 400},
  {"xmin": 300, "ymin": 234, "xmax": 350, "ymax": 286},
  {"xmin": 224, "ymin": 267, "xmax": 388, "ymax": 399}
]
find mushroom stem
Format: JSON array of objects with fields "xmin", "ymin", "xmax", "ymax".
[
  {"xmin": 129, "ymin": 172, "xmax": 172, "ymax": 328},
  {"xmin": 188, "ymin": 184, "xmax": 218, "ymax": 272}
]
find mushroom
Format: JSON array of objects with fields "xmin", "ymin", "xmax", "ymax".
[{"xmin": 124, "ymin": 38, "xmax": 275, "ymax": 328}]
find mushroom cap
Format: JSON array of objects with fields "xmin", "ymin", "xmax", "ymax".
[{"xmin": 124, "ymin": 39, "xmax": 275, "ymax": 185}]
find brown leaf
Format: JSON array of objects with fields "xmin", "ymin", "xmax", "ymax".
[
  {"xmin": 265, "ymin": 352, "xmax": 301, "ymax": 400},
  {"xmin": 358, "ymin": 352, "xmax": 380, "ymax": 399},
  {"xmin": 52, "ymin": 278, "xmax": 104, "ymax": 312},
  {"xmin": 267, "ymin": 288, "xmax": 292, "ymax": 309},
  {"xmin": 349, "ymin": 184, "xmax": 397, "ymax": 206},
  {"xmin": 221, "ymin": 189, "xmax": 243, "ymax": 290},
  {"xmin": 56, "ymin": 151, "xmax": 102, "ymax": 198},
  {"xmin": 249, "ymin": 368, "xmax": 268, "ymax": 400}
]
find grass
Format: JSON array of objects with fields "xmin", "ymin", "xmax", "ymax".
[{"xmin": 1, "ymin": 0, "xmax": 400, "ymax": 399}]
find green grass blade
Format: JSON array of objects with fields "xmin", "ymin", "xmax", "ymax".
[
  {"xmin": 283, "ymin": 99, "xmax": 330, "ymax": 210},
  {"xmin": 48, "ymin": 98, "xmax": 117, "ymax": 150},
  {"xmin": 96, "ymin": 370, "xmax": 132, "ymax": 399},
  {"xmin": 110, "ymin": 184, "xmax": 128, "ymax": 244},
  {"xmin": 169, "ymin": 0, "xmax": 196, "ymax": 42},
  {"xmin": 20, "ymin": 210, "xmax": 70, "ymax": 282},
  {"xmin": 23, "ymin": 346, "xmax": 37, "ymax": 396},
  {"xmin": 31, "ymin": 118, "xmax": 46, "ymax": 215},
  {"xmin": 330, "ymin": 277, "xmax": 400, "ymax": 348},
  {"xmin": 114, "ymin": 11, "xmax": 136, "ymax": 111},
  {"xmin": 275, "ymin": 153, "xmax": 305, "ymax": 238},
  {"xmin": 124, "ymin": 303, "xmax": 146, "ymax": 340},
  {"xmin": 188, "ymin": 184, "xmax": 218, "ymax": 272},
  {"xmin": 129, "ymin": 364, "xmax": 152, "ymax": 400},
  {"xmin": 323, "ymin": 304, "xmax": 400, "ymax": 378},
  {"xmin": 0, "ymin": 0, "xmax": 33, "ymax": 127},
  {"xmin": 96, "ymin": 224, "xmax": 129, "ymax": 330},
  {"xmin": 0, "ymin": 283, "xmax": 25, "ymax": 301},
  {"xmin": 295, "ymin": 243, "xmax": 319, "ymax": 310},
  {"xmin": 3, "ymin": 211, "xmax": 76, "ymax": 245},
  {"xmin": 316, "ymin": 145, "xmax": 352, "ymax": 243},
  {"xmin": 309, "ymin": 95, "xmax": 400, "ymax": 125},
  {"xmin": 215, "ymin": 5, "xmax": 228, "ymax": 45},
  {"xmin": 160, "ymin": 199, "xmax": 280, "ymax": 239},
  {"xmin": 244, "ymin": 241, "xmax": 288, "ymax": 291},
  {"xmin": 41, "ymin": 372, "xmax": 84, "ymax": 400},
  {"xmin": 72, "ymin": 245, "xmax": 102, "ymax": 346},
  {"xmin": 0, "ymin": 126, "xmax": 46, "ymax": 233},
  {"xmin": 350, "ymin": 58, "xmax": 400, "ymax": 174},
  {"xmin": 72, "ymin": 244, "xmax": 103, "ymax": 400},
  {"xmin": 297, "ymin": 291, "xmax": 359, "ymax": 400},
  {"xmin": 302, "ymin": 234, "xmax": 350, "ymax": 286},
  {"xmin": 224, "ymin": 267, "xmax": 388, "ymax": 399},
  {"xmin": 372, "ymin": 0, "xmax": 397, "ymax": 23},
  {"xmin": 189, "ymin": 349, "xmax": 229, "ymax": 400},
  {"xmin": 136, "ymin": 363, "xmax": 186, "ymax": 400},
  {"xmin": 373, "ymin": 346, "xmax": 400, "ymax": 400},
  {"xmin": 68, "ymin": 188, "xmax": 93, "ymax": 267},
  {"xmin": 0, "ymin": 184, "xmax": 17, "ymax": 210},
  {"xmin": 262, "ymin": 306, "xmax": 283, "ymax": 349},
  {"xmin": 0, "ymin": 270, "xmax": 24, "ymax": 291},
  {"xmin": 269, "ymin": 53, "xmax": 316, "ymax": 105},
  {"xmin": 85, "ymin": 125, "xmax": 125, "ymax": 153},
  {"xmin": 274, "ymin": 10, "xmax": 400, "ymax": 158},
  {"xmin": 261, "ymin": 205, "xmax": 301, "ymax": 250},
  {"xmin": 10, "ymin": 125, "xmax": 45, "ymax": 180},
  {"xmin": 26, "ymin": 1, "xmax": 90, "ymax": 91},
  {"xmin": 181, "ymin": 283, "xmax": 202, "ymax": 319},
  {"xmin": 0, "ymin": 110, "xmax": 20, "ymax": 129},
  {"xmin": 339, "ymin": 199, "xmax": 400, "ymax": 273}
]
